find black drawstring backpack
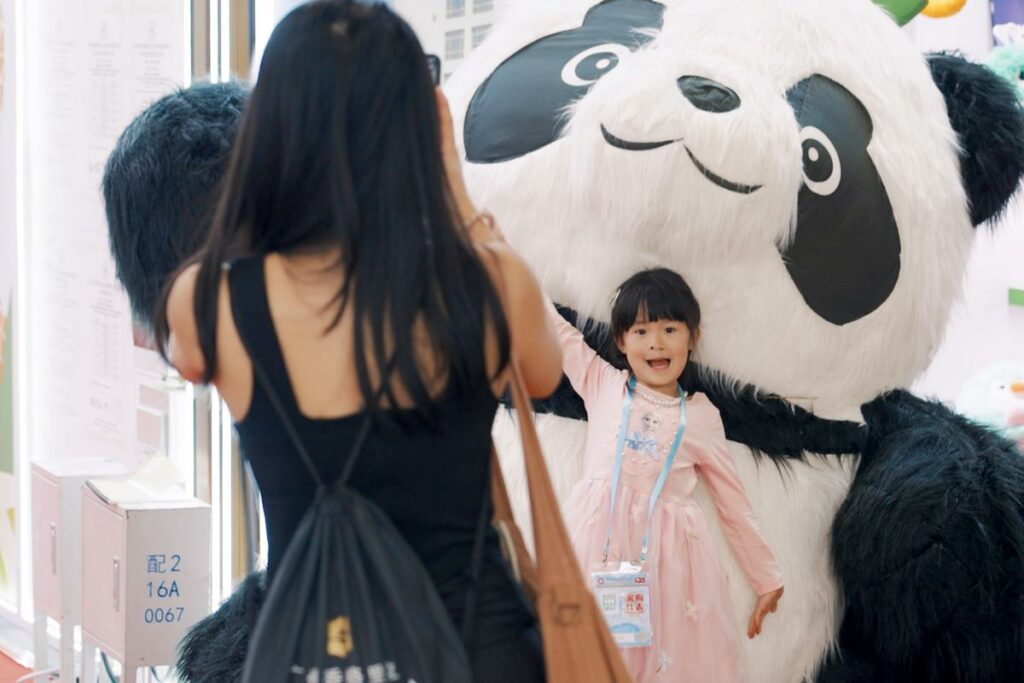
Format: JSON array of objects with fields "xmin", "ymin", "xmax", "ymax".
[{"xmin": 239, "ymin": 348, "xmax": 490, "ymax": 683}]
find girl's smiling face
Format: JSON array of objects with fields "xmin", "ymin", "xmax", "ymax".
[{"xmin": 617, "ymin": 310, "xmax": 697, "ymax": 397}]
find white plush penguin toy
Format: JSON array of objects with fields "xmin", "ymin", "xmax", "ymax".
[{"xmin": 446, "ymin": 0, "xmax": 1024, "ymax": 681}]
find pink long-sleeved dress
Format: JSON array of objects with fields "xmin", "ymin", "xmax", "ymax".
[{"xmin": 550, "ymin": 303, "xmax": 783, "ymax": 682}]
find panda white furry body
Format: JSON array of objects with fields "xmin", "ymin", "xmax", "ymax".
[{"xmin": 446, "ymin": 1, "xmax": 987, "ymax": 680}]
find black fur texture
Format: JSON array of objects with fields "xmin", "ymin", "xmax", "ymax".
[
  {"xmin": 820, "ymin": 392, "xmax": 1024, "ymax": 682},
  {"xmin": 175, "ymin": 571, "xmax": 265, "ymax": 683},
  {"xmin": 928, "ymin": 52, "xmax": 1024, "ymax": 227},
  {"xmin": 690, "ymin": 377, "xmax": 865, "ymax": 460},
  {"xmin": 531, "ymin": 305, "xmax": 866, "ymax": 459},
  {"xmin": 103, "ymin": 81, "xmax": 249, "ymax": 329}
]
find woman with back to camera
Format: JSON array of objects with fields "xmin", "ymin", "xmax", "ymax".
[{"xmin": 156, "ymin": 1, "xmax": 563, "ymax": 680}]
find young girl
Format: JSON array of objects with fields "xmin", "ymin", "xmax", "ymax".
[{"xmin": 550, "ymin": 268, "xmax": 784, "ymax": 683}]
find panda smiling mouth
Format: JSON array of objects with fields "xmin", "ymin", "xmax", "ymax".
[{"xmin": 600, "ymin": 124, "xmax": 763, "ymax": 195}]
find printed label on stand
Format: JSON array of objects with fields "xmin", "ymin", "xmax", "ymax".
[{"xmin": 142, "ymin": 552, "xmax": 185, "ymax": 625}]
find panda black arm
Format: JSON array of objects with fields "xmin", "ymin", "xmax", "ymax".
[
  {"xmin": 825, "ymin": 391, "xmax": 1024, "ymax": 680},
  {"xmin": 526, "ymin": 306, "xmax": 865, "ymax": 460},
  {"xmin": 696, "ymin": 378, "xmax": 866, "ymax": 460}
]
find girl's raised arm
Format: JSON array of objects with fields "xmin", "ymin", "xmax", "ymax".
[{"xmin": 544, "ymin": 297, "xmax": 622, "ymax": 406}]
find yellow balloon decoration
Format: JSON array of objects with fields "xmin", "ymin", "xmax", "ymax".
[{"xmin": 922, "ymin": 0, "xmax": 967, "ymax": 18}]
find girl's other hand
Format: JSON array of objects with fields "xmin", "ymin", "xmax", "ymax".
[
  {"xmin": 747, "ymin": 586, "xmax": 784, "ymax": 639},
  {"xmin": 435, "ymin": 87, "xmax": 477, "ymax": 226}
]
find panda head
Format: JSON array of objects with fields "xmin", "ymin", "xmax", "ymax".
[
  {"xmin": 104, "ymin": 81, "xmax": 248, "ymax": 330},
  {"xmin": 448, "ymin": 0, "xmax": 1024, "ymax": 410}
]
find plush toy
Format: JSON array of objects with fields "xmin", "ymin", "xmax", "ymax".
[
  {"xmin": 103, "ymin": 81, "xmax": 248, "ymax": 329},
  {"xmin": 987, "ymin": 40, "xmax": 1024, "ymax": 100},
  {"xmin": 957, "ymin": 361, "xmax": 1024, "ymax": 449},
  {"xmin": 447, "ymin": 0, "xmax": 1024, "ymax": 681},
  {"xmin": 1011, "ymin": 404, "xmax": 1024, "ymax": 450},
  {"xmin": 987, "ymin": 45, "xmax": 1024, "ymax": 98}
]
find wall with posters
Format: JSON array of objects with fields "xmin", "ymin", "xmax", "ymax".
[
  {"xmin": 23, "ymin": 0, "xmax": 185, "ymax": 474},
  {"xmin": 0, "ymin": 0, "xmax": 19, "ymax": 608},
  {"xmin": 0, "ymin": 0, "xmax": 188, "ymax": 617}
]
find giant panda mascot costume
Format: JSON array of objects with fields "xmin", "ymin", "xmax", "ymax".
[
  {"xmin": 101, "ymin": 1, "xmax": 1024, "ymax": 681},
  {"xmin": 445, "ymin": 0, "xmax": 1024, "ymax": 680}
]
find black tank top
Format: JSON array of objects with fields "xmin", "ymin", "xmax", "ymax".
[{"xmin": 227, "ymin": 256, "xmax": 511, "ymax": 605}]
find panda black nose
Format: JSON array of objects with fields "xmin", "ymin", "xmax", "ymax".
[{"xmin": 677, "ymin": 76, "xmax": 740, "ymax": 113}]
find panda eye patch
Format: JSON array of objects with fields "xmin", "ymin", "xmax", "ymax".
[
  {"xmin": 782, "ymin": 74, "xmax": 901, "ymax": 326},
  {"xmin": 464, "ymin": 0, "xmax": 665, "ymax": 164},
  {"xmin": 562, "ymin": 44, "xmax": 630, "ymax": 87},
  {"xmin": 799, "ymin": 126, "xmax": 842, "ymax": 196}
]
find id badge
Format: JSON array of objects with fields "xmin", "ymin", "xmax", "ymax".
[{"xmin": 591, "ymin": 561, "xmax": 653, "ymax": 649}]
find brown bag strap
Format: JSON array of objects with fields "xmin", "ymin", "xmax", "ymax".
[
  {"xmin": 493, "ymin": 362, "xmax": 634, "ymax": 682},
  {"xmin": 503, "ymin": 362, "xmax": 586, "ymax": 581},
  {"xmin": 490, "ymin": 447, "xmax": 539, "ymax": 599},
  {"xmin": 480, "ymin": 246, "xmax": 630, "ymax": 681}
]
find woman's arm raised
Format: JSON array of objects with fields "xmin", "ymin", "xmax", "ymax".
[
  {"xmin": 436, "ymin": 88, "xmax": 562, "ymax": 398},
  {"xmin": 478, "ymin": 240, "xmax": 564, "ymax": 400}
]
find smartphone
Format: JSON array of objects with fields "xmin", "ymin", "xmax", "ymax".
[{"xmin": 426, "ymin": 54, "xmax": 441, "ymax": 85}]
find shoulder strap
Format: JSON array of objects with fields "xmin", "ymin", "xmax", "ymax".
[{"xmin": 227, "ymin": 256, "xmax": 302, "ymax": 414}]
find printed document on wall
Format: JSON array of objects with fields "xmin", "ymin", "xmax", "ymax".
[{"xmin": 25, "ymin": 0, "xmax": 186, "ymax": 466}]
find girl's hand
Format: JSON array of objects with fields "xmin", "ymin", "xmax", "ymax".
[
  {"xmin": 747, "ymin": 586, "xmax": 783, "ymax": 639},
  {"xmin": 435, "ymin": 87, "xmax": 477, "ymax": 226}
]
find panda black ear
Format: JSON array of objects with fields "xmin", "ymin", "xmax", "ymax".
[
  {"xmin": 927, "ymin": 52, "xmax": 1024, "ymax": 227},
  {"xmin": 103, "ymin": 80, "xmax": 249, "ymax": 329}
]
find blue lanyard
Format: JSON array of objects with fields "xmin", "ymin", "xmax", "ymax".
[{"xmin": 602, "ymin": 376, "xmax": 687, "ymax": 565}]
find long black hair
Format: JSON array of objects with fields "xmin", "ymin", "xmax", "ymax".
[{"xmin": 155, "ymin": 0, "xmax": 508, "ymax": 415}]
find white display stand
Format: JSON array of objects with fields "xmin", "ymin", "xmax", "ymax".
[
  {"xmin": 80, "ymin": 480, "xmax": 210, "ymax": 682},
  {"xmin": 30, "ymin": 457, "xmax": 128, "ymax": 681}
]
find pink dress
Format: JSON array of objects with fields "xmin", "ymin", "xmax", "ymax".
[{"xmin": 550, "ymin": 303, "xmax": 783, "ymax": 683}]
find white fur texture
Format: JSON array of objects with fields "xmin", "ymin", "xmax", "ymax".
[{"xmin": 450, "ymin": 1, "xmax": 976, "ymax": 680}]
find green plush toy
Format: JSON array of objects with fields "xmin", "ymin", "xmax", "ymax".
[
  {"xmin": 986, "ymin": 44, "xmax": 1024, "ymax": 100},
  {"xmin": 872, "ymin": 0, "xmax": 927, "ymax": 25}
]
